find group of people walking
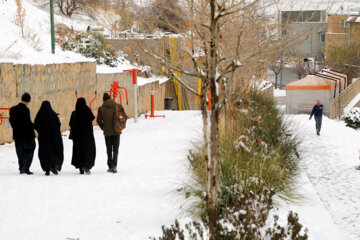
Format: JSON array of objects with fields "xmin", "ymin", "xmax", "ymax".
[{"xmin": 9, "ymin": 92, "xmax": 127, "ymax": 176}]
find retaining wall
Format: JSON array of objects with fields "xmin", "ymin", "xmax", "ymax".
[{"xmin": 0, "ymin": 62, "xmax": 171, "ymax": 144}]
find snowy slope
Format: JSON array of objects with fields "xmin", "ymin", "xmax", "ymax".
[
  {"xmin": 0, "ymin": 111, "xmax": 202, "ymax": 240},
  {"xmin": 0, "ymin": 0, "xmax": 96, "ymax": 64},
  {"xmin": 287, "ymin": 115, "xmax": 360, "ymax": 240}
]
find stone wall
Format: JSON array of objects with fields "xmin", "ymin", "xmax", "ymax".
[{"xmin": 0, "ymin": 62, "xmax": 171, "ymax": 144}]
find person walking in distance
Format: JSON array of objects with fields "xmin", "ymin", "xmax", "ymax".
[
  {"xmin": 9, "ymin": 93, "xmax": 36, "ymax": 175},
  {"xmin": 309, "ymin": 100, "xmax": 324, "ymax": 136},
  {"xmin": 69, "ymin": 98, "xmax": 96, "ymax": 175},
  {"xmin": 34, "ymin": 101, "xmax": 64, "ymax": 176},
  {"xmin": 97, "ymin": 93, "xmax": 128, "ymax": 173}
]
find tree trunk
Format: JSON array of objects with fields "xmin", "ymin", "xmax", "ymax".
[
  {"xmin": 206, "ymin": 1, "xmax": 219, "ymax": 238},
  {"xmin": 274, "ymin": 73, "xmax": 278, "ymax": 89}
]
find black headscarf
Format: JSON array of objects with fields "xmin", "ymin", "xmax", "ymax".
[
  {"xmin": 74, "ymin": 98, "xmax": 94, "ymax": 126},
  {"xmin": 35, "ymin": 101, "xmax": 59, "ymax": 135}
]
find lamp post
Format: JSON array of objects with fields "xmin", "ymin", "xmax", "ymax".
[{"xmin": 50, "ymin": 0, "xmax": 55, "ymax": 54}]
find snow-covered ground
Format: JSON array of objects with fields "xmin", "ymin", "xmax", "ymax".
[
  {"xmin": 0, "ymin": 111, "xmax": 202, "ymax": 240},
  {"xmin": 288, "ymin": 115, "xmax": 360, "ymax": 240},
  {"xmin": 1, "ymin": 110, "xmax": 360, "ymax": 239},
  {"xmin": 274, "ymin": 89, "xmax": 286, "ymax": 97}
]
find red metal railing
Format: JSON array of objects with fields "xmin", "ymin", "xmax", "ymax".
[{"xmin": 0, "ymin": 108, "xmax": 10, "ymax": 126}]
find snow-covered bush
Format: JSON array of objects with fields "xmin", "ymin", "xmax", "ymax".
[
  {"xmin": 152, "ymin": 186, "xmax": 308, "ymax": 240},
  {"xmin": 63, "ymin": 32, "xmax": 118, "ymax": 67},
  {"xmin": 345, "ymin": 108, "xmax": 360, "ymax": 130}
]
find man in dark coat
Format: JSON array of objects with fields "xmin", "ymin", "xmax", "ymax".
[
  {"xmin": 69, "ymin": 98, "xmax": 96, "ymax": 175},
  {"xmin": 309, "ymin": 99, "xmax": 324, "ymax": 136},
  {"xmin": 97, "ymin": 93, "xmax": 127, "ymax": 173},
  {"xmin": 34, "ymin": 101, "xmax": 64, "ymax": 176},
  {"xmin": 9, "ymin": 93, "xmax": 36, "ymax": 174}
]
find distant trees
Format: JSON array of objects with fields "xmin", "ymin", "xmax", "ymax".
[
  {"xmin": 327, "ymin": 43, "xmax": 360, "ymax": 81},
  {"xmin": 55, "ymin": 0, "xmax": 83, "ymax": 18},
  {"xmin": 147, "ymin": 0, "xmax": 187, "ymax": 33}
]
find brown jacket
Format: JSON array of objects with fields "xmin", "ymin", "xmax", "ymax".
[{"xmin": 97, "ymin": 99, "xmax": 126, "ymax": 136}]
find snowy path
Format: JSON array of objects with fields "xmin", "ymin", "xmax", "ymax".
[
  {"xmin": 288, "ymin": 115, "xmax": 360, "ymax": 240},
  {"xmin": 0, "ymin": 111, "xmax": 202, "ymax": 240}
]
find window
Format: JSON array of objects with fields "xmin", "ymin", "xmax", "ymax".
[
  {"xmin": 320, "ymin": 33, "xmax": 326, "ymax": 43},
  {"xmin": 340, "ymin": 19, "xmax": 349, "ymax": 29}
]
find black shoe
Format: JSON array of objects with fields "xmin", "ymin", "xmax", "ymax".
[
  {"xmin": 107, "ymin": 168, "xmax": 112, "ymax": 173},
  {"xmin": 79, "ymin": 169, "xmax": 84, "ymax": 174},
  {"xmin": 50, "ymin": 168, "xmax": 58, "ymax": 175},
  {"xmin": 110, "ymin": 168, "xmax": 118, "ymax": 173},
  {"xmin": 24, "ymin": 169, "xmax": 34, "ymax": 175},
  {"xmin": 355, "ymin": 166, "xmax": 360, "ymax": 170},
  {"xmin": 45, "ymin": 171, "xmax": 50, "ymax": 176},
  {"xmin": 316, "ymin": 130, "xmax": 320, "ymax": 136},
  {"xmin": 83, "ymin": 168, "xmax": 91, "ymax": 175},
  {"xmin": 20, "ymin": 168, "xmax": 25, "ymax": 174}
]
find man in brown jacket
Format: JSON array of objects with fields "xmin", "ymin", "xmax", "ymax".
[{"xmin": 97, "ymin": 93, "xmax": 124, "ymax": 173}]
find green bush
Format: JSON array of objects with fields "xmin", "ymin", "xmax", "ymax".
[{"xmin": 63, "ymin": 32, "xmax": 118, "ymax": 67}]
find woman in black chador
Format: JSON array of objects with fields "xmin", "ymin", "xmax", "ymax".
[
  {"xmin": 69, "ymin": 98, "xmax": 96, "ymax": 174},
  {"xmin": 34, "ymin": 101, "xmax": 64, "ymax": 176}
]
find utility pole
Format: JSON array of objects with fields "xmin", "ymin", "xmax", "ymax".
[{"xmin": 50, "ymin": 0, "xmax": 55, "ymax": 54}]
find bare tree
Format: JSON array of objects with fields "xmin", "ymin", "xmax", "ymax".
[
  {"xmin": 55, "ymin": 0, "xmax": 84, "ymax": 17},
  {"xmin": 269, "ymin": 60, "xmax": 282, "ymax": 88},
  {"xmin": 138, "ymin": 0, "xmax": 283, "ymax": 237},
  {"xmin": 15, "ymin": 0, "xmax": 26, "ymax": 37}
]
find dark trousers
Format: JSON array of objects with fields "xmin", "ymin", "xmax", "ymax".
[
  {"xmin": 15, "ymin": 139, "xmax": 36, "ymax": 170},
  {"xmin": 315, "ymin": 116, "xmax": 322, "ymax": 133},
  {"xmin": 105, "ymin": 135, "xmax": 120, "ymax": 169}
]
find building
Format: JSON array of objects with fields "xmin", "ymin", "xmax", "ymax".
[
  {"xmin": 326, "ymin": 14, "xmax": 349, "ymax": 50},
  {"xmin": 326, "ymin": 13, "xmax": 360, "ymax": 53},
  {"xmin": 280, "ymin": 10, "xmax": 327, "ymax": 62},
  {"xmin": 347, "ymin": 15, "xmax": 360, "ymax": 44}
]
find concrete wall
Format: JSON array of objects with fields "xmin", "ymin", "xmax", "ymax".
[
  {"xmin": 0, "ymin": 62, "xmax": 171, "ymax": 144},
  {"xmin": 283, "ymin": 22, "xmax": 327, "ymax": 61}
]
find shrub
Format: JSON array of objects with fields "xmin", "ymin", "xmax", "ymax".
[
  {"xmin": 63, "ymin": 32, "xmax": 118, "ymax": 67},
  {"xmin": 187, "ymin": 89, "xmax": 300, "ymax": 218},
  {"xmin": 345, "ymin": 108, "xmax": 360, "ymax": 130},
  {"xmin": 151, "ymin": 185, "xmax": 308, "ymax": 240}
]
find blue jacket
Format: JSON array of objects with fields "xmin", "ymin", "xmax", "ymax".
[{"xmin": 310, "ymin": 104, "xmax": 324, "ymax": 117}]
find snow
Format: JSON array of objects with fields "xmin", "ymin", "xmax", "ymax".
[
  {"xmin": 2, "ymin": 109, "xmax": 360, "ymax": 239},
  {"xmin": 344, "ymin": 93, "xmax": 360, "ymax": 115},
  {"xmin": 96, "ymin": 63, "xmax": 138, "ymax": 74},
  {"xmin": 272, "ymin": 172, "xmax": 345, "ymax": 240},
  {"xmin": 274, "ymin": 89, "xmax": 286, "ymax": 97},
  {"xmin": 137, "ymin": 76, "xmax": 170, "ymax": 86},
  {"xmin": 0, "ymin": 111, "xmax": 202, "ymax": 240},
  {"xmin": 0, "ymin": 0, "xmax": 95, "ymax": 64},
  {"xmin": 286, "ymin": 114, "xmax": 360, "ymax": 240}
]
